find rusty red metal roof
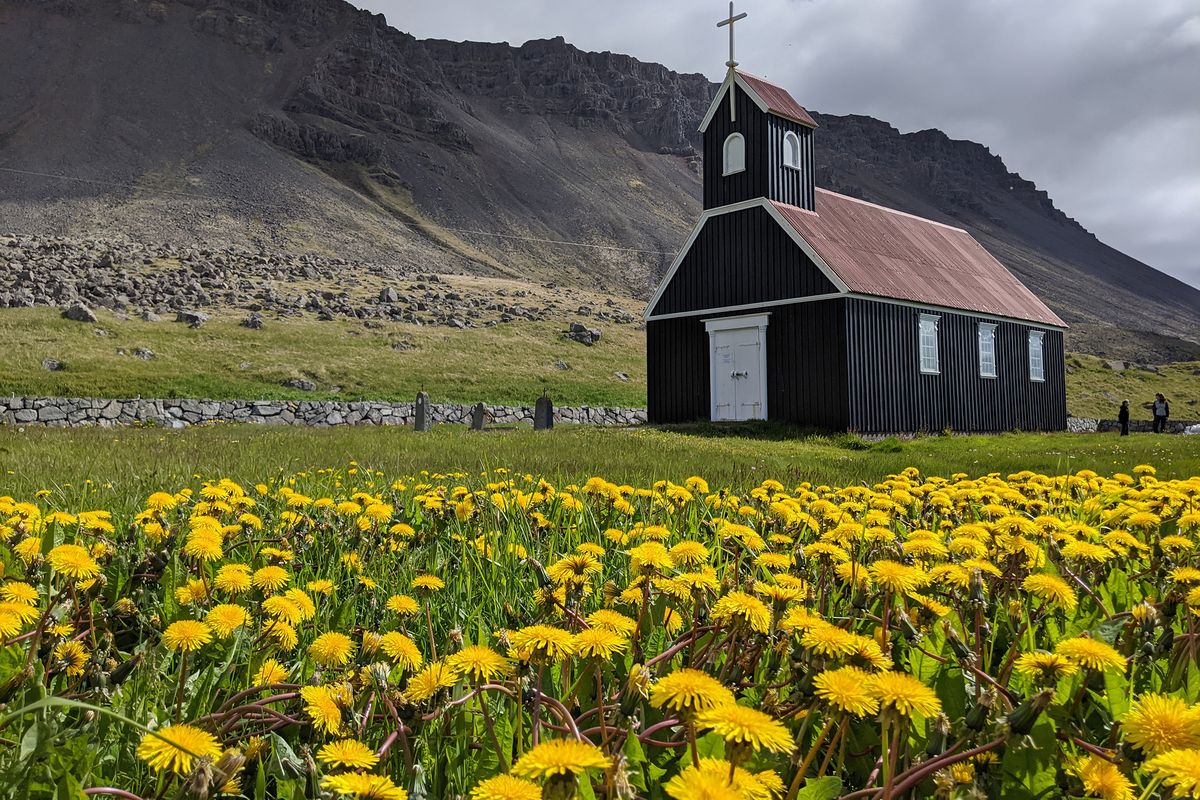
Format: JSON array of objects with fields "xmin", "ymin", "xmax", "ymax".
[
  {"xmin": 772, "ymin": 190, "xmax": 1067, "ymax": 327},
  {"xmin": 735, "ymin": 69, "xmax": 818, "ymax": 129}
]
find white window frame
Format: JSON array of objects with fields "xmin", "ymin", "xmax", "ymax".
[
  {"xmin": 782, "ymin": 131, "xmax": 802, "ymax": 170},
  {"xmin": 722, "ymin": 133, "xmax": 745, "ymax": 176},
  {"xmin": 704, "ymin": 313, "xmax": 769, "ymax": 420},
  {"xmin": 977, "ymin": 322, "xmax": 997, "ymax": 379},
  {"xmin": 1028, "ymin": 330, "xmax": 1045, "ymax": 382},
  {"xmin": 919, "ymin": 313, "xmax": 940, "ymax": 375}
]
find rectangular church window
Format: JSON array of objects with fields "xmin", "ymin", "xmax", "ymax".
[
  {"xmin": 978, "ymin": 323, "xmax": 997, "ymax": 378},
  {"xmin": 1028, "ymin": 331, "xmax": 1045, "ymax": 382},
  {"xmin": 919, "ymin": 314, "xmax": 940, "ymax": 374}
]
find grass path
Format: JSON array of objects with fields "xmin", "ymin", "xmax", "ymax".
[{"xmin": 2, "ymin": 425, "xmax": 1196, "ymax": 502}]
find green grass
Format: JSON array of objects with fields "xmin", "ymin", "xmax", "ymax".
[
  {"xmin": 1066, "ymin": 352, "xmax": 1200, "ymax": 419},
  {"xmin": 4, "ymin": 307, "xmax": 1198, "ymax": 418},
  {"xmin": 2, "ymin": 424, "xmax": 1196, "ymax": 502},
  {"xmin": 0, "ymin": 308, "xmax": 647, "ymax": 407}
]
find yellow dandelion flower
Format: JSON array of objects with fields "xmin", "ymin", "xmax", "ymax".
[
  {"xmin": 1122, "ymin": 694, "xmax": 1200, "ymax": 755},
  {"xmin": 1013, "ymin": 652, "xmax": 1079, "ymax": 683},
  {"xmin": 1145, "ymin": 748, "xmax": 1200, "ymax": 799},
  {"xmin": 869, "ymin": 560, "xmax": 928, "ymax": 595},
  {"xmin": 317, "ymin": 739, "xmax": 379, "ymax": 770},
  {"xmin": 46, "ymin": 544, "xmax": 101, "ymax": 581},
  {"xmin": 573, "ymin": 628, "xmax": 629, "ymax": 660},
  {"xmin": 0, "ymin": 581, "xmax": 38, "ymax": 604},
  {"xmin": 309, "ymin": 633, "xmax": 355, "ymax": 668},
  {"xmin": 254, "ymin": 659, "xmax": 289, "ymax": 685},
  {"xmin": 205, "ymin": 605, "xmax": 249, "ymax": 638},
  {"xmin": 411, "ymin": 575, "xmax": 444, "ymax": 593},
  {"xmin": 320, "ymin": 772, "xmax": 408, "ymax": 800},
  {"xmin": 162, "ymin": 620, "xmax": 213, "ymax": 653},
  {"xmin": 814, "ymin": 666, "xmax": 880, "ymax": 717},
  {"xmin": 1074, "ymin": 755, "xmax": 1133, "ymax": 800},
  {"xmin": 694, "ymin": 704, "xmax": 793, "ymax": 754},
  {"xmin": 1055, "ymin": 637, "xmax": 1127, "ymax": 672},
  {"xmin": 512, "ymin": 739, "xmax": 610, "ymax": 779},
  {"xmin": 137, "ymin": 723, "xmax": 223, "ymax": 775},
  {"xmin": 53, "ymin": 640, "xmax": 89, "ymax": 677},
  {"xmin": 301, "ymin": 685, "xmax": 347, "ymax": 736},
  {"xmin": 262, "ymin": 596, "xmax": 304, "ymax": 625},
  {"xmin": 379, "ymin": 632, "xmax": 424, "ymax": 671},
  {"xmin": 214, "ymin": 564, "xmax": 252, "ymax": 594},
  {"xmin": 307, "ymin": 579, "xmax": 335, "ymax": 595},
  {"xmin": 650, "ymin": 668, "xmax": 735, "ymax": 713},
  {"xmin": 448, "ymin": 645, "xmax": 512, "ymax": 682},
  {"xmin": 1022, "ymin": 573, "xmax": 1078, "ymax": 613},
  {"xmin": 710, "ymin": 591, "xmax": 771, "ymax": 634},
  {"xmin": 510, "ymin": 625, "xmax": 577, "ymax": 663},
  {"xmin": 586, "ymin": 609, "xmax": 638, "ymax": 636},
  {"xmin": 386, "ymin": 594, "xmax": 420, "ymax": 616},
  {"xmin": 252, "ymin": 565, "xmax": 289, "ymax": 594},
  {"xmin": 627, "ymin": 541, "xmax": 675, "ymax": 573},
  {"xmin": 405, "ymin": 660, "xmax": 461, "ymax": 702},
  {"xmin": 470, "ymin": 774, "xmax": 543, "ymax": 800},
  {"xmin": 867, "ymin": 671, "xmax": 942, "ymax": 718},
  {"xmin": 669, "ymin": 541, "xmax": 711, "ymax": 566}
]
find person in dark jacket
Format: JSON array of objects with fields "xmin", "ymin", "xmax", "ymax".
[
  {"xmin": 1118, "ymin": 400, "xmax": 1130, "ymax": 436},
  {"xmin": 1144, "ymin": 393, "xmax": 1170, "ymax": 433}
]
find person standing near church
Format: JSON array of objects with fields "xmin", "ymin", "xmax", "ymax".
[
  {"xmin": 1144, "ymin": 393, "xmax": 1170, "ymax": 433},
  {"xmin": 1118, "ymin": 400, "xmax": 1130, "ymax": 436}
]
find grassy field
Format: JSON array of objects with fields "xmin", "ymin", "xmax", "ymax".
[
  {"xmin": 1067, "ymin": 352, "xmax": 1200, "ymax": 419},
  {"xmin": 3, "ymin": 424, "xmax": 1197, "ymax": 503},
  {"xmin": 0, "ymin": 307, "xmax": 647, "ymax": 407}
]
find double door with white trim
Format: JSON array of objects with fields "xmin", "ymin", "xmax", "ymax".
[{"xmin": 706, "ymin": 315, "xmax": 768, "ymax": 421}]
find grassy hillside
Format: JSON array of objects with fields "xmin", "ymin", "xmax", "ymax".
[
  {"xmin": 2, "ymin": 425, "xmax": 1197, "ymax": 500},
  {"xmin": 3, "ymin": 307, "xmax": 1197, "ymax": 418}
]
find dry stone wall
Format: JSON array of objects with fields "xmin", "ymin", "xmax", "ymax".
[{"xmin": 0, "ymin": 396, "xmax": 646, "ymax": 429}]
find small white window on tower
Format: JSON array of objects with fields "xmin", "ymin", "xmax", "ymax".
[
  {"xmin": 978, "ymin": 322, "xmax": 997, "ymax": 378},
  {"xmin": 919, "ymin": 314, "xmax": 940, "ymax": 374},
  {"xmin": 783, "ymin": 131, "xmax": 801, "ymax": 170},
  {"xmin": 722, "ymin": 133, "xmax": 745, "ymax": 176},
  {"xmin": 1028, "ymin": 331, "xmax": 1045, "ymax": 382}
]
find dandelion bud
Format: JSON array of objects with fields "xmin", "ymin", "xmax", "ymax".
[
  {"xmin": 965, "ymin": 689, "xmax": 995, "ymax": 731},
  {"xmin": 898, "ymin": 609, "xmax": 922, "ymax": 643},
  {"xmin": 943, "ymin": 623, "xmax": 973, "ymax": 662},
  {"xmin": 1005, "ymin": 688, "xmax": 1053, "ymax": 736},
  {"xmin": 449, "ymin": 628, "xmax": 464, "ymax": 648},
  {"xmin": 926, "ymin": 713, "xmax": 951, "ymax": 757},
  {"xmin": 968, "ymin": 569, "xmax": 986, "ymax": 607},
  {"xmin": 110, "ymin": 653, "xmax": 143, "ymax": 686},
  {"xmin": 367, "ymin": 662, "xmax": 391, "ymax": 686},
  {"xmin": 0, "ymin": 665, "xmax": 33, "ymax": 704},
  {"xmin": 544, "ymin": 771, "xmax": 578, "ymax": 800}
]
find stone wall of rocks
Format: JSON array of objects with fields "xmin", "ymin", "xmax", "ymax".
[
  {"xmin": 0, "ymin": 396, "xmax": 647, "ymax": 429},
  {"xmin": 1066, "ymin": 416, "xmax": 1199, "ymax": 434}
]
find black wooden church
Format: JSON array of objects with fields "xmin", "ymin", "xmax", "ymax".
[{"xmin": 644, "ymin": 6, "xmax": 1067, "ymax": 433}]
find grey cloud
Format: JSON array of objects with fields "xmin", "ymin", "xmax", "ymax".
[{"xmin": 357, "ymin": 0, "xmax": 1200, "ymax": 289}]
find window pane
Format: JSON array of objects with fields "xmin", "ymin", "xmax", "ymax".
[
  {"xmin": 919, "ymin": 316, "xmax": 939, "ymax": 373},
  {"xmin": 978, "ymin": 324, "xmax": 996, "ymax": 377}
]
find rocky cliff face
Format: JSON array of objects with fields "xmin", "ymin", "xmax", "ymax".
[{"xmin": 1, "ymin": 0, "xmax": 1197, "ymax": 349}]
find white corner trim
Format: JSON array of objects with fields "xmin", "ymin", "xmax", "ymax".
[
  {"xmin": 647, "ymin": 292, "xmax": 844, "ymax": 322},
  {"xmin": 698, "ymin": 73, "xmax": 772, "ymax": 133}
]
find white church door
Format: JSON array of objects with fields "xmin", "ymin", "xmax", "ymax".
[{"xmin": 704, "ymin": 313, "xmax": 769, "ymax": 421}]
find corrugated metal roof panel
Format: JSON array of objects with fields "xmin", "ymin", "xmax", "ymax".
[
  {"xmin": 772, "ymin": 191, "xmax": 1067, "ymax": 327},
  {"xmin": 735, "ymin": 69, "xmax": 818, "ymax": 129}
]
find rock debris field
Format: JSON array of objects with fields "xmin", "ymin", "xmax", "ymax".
[{"xmin": 0, "ymin": 234, "xmax": 641, "ymax": 332}]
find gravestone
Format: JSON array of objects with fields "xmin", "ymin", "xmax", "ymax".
[
  {"xmin": 414, "ymin": 392, "xmax": 431, "ymax": 432},
  {"xmin": 534, "ymin": 394, "xmax": 553, "ymax": 431},
  {"xmin": 470, "ymin": 402, "xmax": 486, "ymax": 431}
]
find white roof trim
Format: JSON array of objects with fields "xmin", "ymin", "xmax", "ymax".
[
  {"xmin": 643, "ymin": 198, "xmax": 850, "ymax": 321},
  {"xmin": 703, "ymin": 312, "xmax": 771, "ymax": 332},
  {"xmin": 698, "ymin": 73, "xmax": 770, "ymax": 133}
]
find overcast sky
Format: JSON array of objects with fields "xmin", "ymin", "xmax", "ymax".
[{"xmin": 355, "ymin": 0, "xmax": 1200, "ymax": 290}]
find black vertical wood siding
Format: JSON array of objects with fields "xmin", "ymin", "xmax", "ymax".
[
  {"xmin": 704, "ymin": 88, "xmax": 767, "ymax": 209},
  {"xmin": 766, "ymin": 116, "xmax": 815, "ymax": 210},
  {"xmin": 703, "ymin": 88, "xmax": 816, "ymax": 211},
  {"xmin": 844, "ymin": 298, "xmax": 1067, "ymax": 433},
  {"xmin": 649, "ymin": 207, "xmax": 836, "ymax": 316},
  {"xmin": 646, "ymin": 300, "xmax": 849, "ymax": 428}
]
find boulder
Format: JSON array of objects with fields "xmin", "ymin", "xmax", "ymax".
[
  {"xmin": 240, "ymin": 312, "xmax": 264, "ymax": 329},
  {"xmin": 41, "ymin": 358, "xmax": 65, "ymax": 372},
  {"xmin": 62, "ymin": 303, "xmax": 97, "ymax": 323},
  {"xmin": 282, "ymin": 378, "xmax": 317, "ymax": 392},
  {"xmin": 176, "ymin": 310, "xmax": 209, "ymax": 328}
]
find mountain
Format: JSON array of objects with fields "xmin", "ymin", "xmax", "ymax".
[{"xmin": 1, "ymin": 0, "xmax": 1197, "ymax": 356}]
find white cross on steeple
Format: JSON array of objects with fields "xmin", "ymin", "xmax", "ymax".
[{"xmin": 717, "ymin": 1, "xmax": 748, "ymax": 69}]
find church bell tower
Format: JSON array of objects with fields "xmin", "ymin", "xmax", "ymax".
[{"xmin": 698, "ymin": 3, "xmax": 818, "ymax": 212}]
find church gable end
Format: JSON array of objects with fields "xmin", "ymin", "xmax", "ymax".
[{"xmin": 647, "ymin": 206, "xmax": 838, "ymax": 317}]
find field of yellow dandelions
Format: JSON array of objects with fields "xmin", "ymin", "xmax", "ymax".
[{"xmin": 1, "ymin": 465, "xmax": 1199, "ymax": 800}]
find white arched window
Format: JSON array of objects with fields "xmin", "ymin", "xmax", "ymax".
[
  {"xmin": 783, "ymin": 131, "xmax": 801, "ymax": 170},
  {"xmin": 722, "ymin": 133, "xmax": 745, "ymax": 176}
]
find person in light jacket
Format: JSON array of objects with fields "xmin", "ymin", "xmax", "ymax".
[
  {"xmin": 1143, "ymin": 393, "xmax": 1170, "ymax": 433},
  {"xmin": 1118, "ymin": 400, "xmax": 1130, "ymax": 436}
]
